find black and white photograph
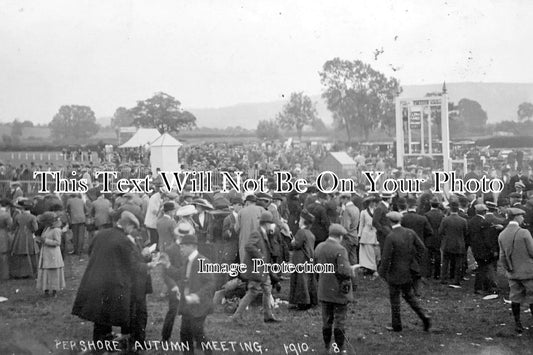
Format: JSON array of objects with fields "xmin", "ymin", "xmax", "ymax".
[{"xmin": 1, "ymin": 1, "xmax": 533, "ymax": 354}]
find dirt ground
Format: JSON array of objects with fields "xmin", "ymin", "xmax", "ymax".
[{"xmin": 1, "ymin": 254, "xmax": 533, "ymax": 355}]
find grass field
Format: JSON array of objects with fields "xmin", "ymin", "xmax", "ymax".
[{"xmin": 1, "ymin": 254, "xmax": 533, "ymax": 355}]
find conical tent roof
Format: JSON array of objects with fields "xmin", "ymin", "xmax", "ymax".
[
  {"xmin": 118, "ymin": 128, "xmax": 161, "ymax": 148},
  {"xmin": 150, "ymin": 132, "xmax": 182, "ymax": 147}
]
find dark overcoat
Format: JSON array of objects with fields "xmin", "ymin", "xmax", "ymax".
[{"xmin": 71, "ymin": 227, "xmax": 149, "ymax": 327}]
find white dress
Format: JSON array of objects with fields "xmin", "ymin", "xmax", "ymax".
[{"xmin": 358, "ymin": 208, "xmax": 379, "ymax": 271}]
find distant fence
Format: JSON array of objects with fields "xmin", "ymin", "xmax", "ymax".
[{"xmin": 0, "ymin": 151, "xmax": 100, "ymax": 164}]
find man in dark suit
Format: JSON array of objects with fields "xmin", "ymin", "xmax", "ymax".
[
  {"xmin": 315, "ymin": 224, "xmax": 353, "ymax": 353},
  {"xmin": 379, "ymin": 212, "xmax": 430, "ymax": 332},
  {"xmin": 400, "ymin": 198, "xmax": 433, "ymax": 293},
  {"xmin": 424, "ymin": 199, "xmax": 444, "ymax": 279},
  {"xmin": 157, "ymin": 202, "xmax": 178, "ymax": 252},
  {"xmin": 439, "ymin": 201, "xmax": 469, "ymax": 286},
  {"xmin": 468, "ymin": 204, "xmax": 501, "ymax": 294},
  {"xmin": 231, "ymin": 211, "xmax": 281, "ymax": 323},
  {"xmin": 159, "ymin": 223, "xmax": 188, "ymax": 343},
  {"xmin": 72, "ymin": 211, "xmax": 157, "ymax": 348},
  {"xmin": 173, "ymin": 231, "xmax": 216, "ymax": 354},
  {"xmin": 373, "ymin": 193, "xmax": 393, "ymax": 254},
  {"xmin": 307, "ymin": 192, "xmax": 331, "ymax": 247}
]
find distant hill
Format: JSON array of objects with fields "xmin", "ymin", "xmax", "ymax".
[{"xmin": 188, "ymin": 82, "xmax": 533, "ymax": 129}]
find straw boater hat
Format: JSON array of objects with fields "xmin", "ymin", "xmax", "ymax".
[{"xmin": 175, "ymin": 204, "xmax": 197, "ymax": 217}]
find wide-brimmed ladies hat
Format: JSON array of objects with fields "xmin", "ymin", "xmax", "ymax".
[{"xmin": 191, "ymin": 198, "xmax": 214, "ymax": 210}]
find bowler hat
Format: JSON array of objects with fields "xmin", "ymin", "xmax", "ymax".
[
  {"xmin": 174, "ymin": 222, "xmax": 194, "ymax": 237},
  {"xmin": 163, "ymin": 202, "xmax": 176, "ymax": 213}
]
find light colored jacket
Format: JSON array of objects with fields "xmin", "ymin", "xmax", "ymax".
[{"xmin": 498, "ymin": 222, "xmax": 533, "ymax": 280}]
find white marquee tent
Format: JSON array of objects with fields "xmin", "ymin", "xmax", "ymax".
[
  {"xmin": 149, "ymin": 133, "xmax": 183, "ymax": 175},
  {"xmin": 118, "ymin": 128, "xmax": 161, "ymax": 148}
]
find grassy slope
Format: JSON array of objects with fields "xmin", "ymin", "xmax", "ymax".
[{"xmin": 1, "ymin": 256, "xmax": 532, "ymax": 355}]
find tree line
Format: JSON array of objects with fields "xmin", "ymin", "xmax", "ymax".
[{"xmin": 4, "ymin": 57, "xmax": 533, "ymax": 146}]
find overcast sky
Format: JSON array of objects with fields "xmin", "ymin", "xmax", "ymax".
[{"xmin": 0, "ymin": 0, "xmax": 531, "ymax": 124}]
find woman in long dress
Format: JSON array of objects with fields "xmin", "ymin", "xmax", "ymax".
[
  {"xmin": 9, "ymin": 199, "xmax": 39, "ymax": 279},
  {"xmin": 358, "ymin": 196, "xmax": 379, "ymax": 278},
  {"xmin": 0, "ymin": 199, "xmax": 13, "ymax": 280},
  {"xmin": 36, "ymin": 212, "xmax": 66, "ymax": 296},
  {"xmin": 289, "ymin": 210, "xmax": 317, "ymax": 310}
]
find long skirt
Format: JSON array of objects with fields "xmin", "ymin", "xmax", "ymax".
[
  {"xmin": 359, "ymin": 243, "xmax": 380, "ymax": 272},
  {"xmin": 289, "ymin": 272, "xmax": 318, "ymax": 306},
  {"xmin": 36, "ymin": 268, "xmax": 66, "ymax": 291},
  {"xmin": 9, "ymin": 254, "xmax": 38, "ymax": 278},
  {"xmin": 0, "ymin": 253, "xmax": 9, "ymax": 280}
]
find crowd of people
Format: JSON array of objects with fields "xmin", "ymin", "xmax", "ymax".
[{"xmin": 0, "ymin": 144, "xmax": 533, "ymax": 354}]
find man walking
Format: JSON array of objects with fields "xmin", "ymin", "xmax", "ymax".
[
  {"xmin": 379, "ymin": 212, "xmax": 431, "ymax": 332},
  {"xmin": 498, "ymin": 208, "xmax": 533, "ymax": 333},
  {"xmin": 231, "ymin": 211, "xmax": 281, "ymax": 323},
  {"xmin": 315, "ymin": 224, "xmax": 353, "ymax": 354}
]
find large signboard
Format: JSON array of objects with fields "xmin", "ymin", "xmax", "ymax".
[{"xmin": 395, "ymin": 94, "xmax": 450, "ymax": 171}]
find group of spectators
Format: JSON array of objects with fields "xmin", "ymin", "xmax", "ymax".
[{"xmin": 1, "ymin": 143, "xmax": 533, "ymax": 354}]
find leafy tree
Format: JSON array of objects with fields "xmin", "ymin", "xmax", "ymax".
[
  {"xmin": 256, "ymin": 119, "xmax": 281, "ymax": 140},
  {"xmin": 131, "ymin": 92, "xmax": 196, "ymax": 134},
  {"xmin": 319, "ymin": 58, "xmax": 401, "ymax": 141},
  {"xmin": 456, "ymin": 98, "xmax": 487, "ymax": 132},
  {"xmin": 276, "ymin": 92, "xmax": 318, "ymax": 140},
  {"xmin": 111, "ymin": 107, "xmax": 135, "ymax": 129},
  {"xmin": 11, "ymin": 119, "xmax": 23, "ymax": 137},
  {"xmin": 517, "ymin": 102, "xmax": 533, "ymax": 122},
  {"xmin": 49, "ymin": 105, "xmax": 100, "ymax": 140},
  {"xmin": 111, "ymin": 107, "xmax": 135, "ymax": 138}
]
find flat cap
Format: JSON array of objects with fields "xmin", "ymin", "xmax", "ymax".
[
  {"xmin": 486, "ymin": 201, "xmax": 497, "ymax": 209},
  {"xmin": 509, "ymin": 192, "xmax": 522, "ymax": 199},
  {"xmin": 259, "ymin": 211, "xmax": 274, "ymax": 224},
  {"xmin": 386, "ymin": 211, "xmax": 403, "ymax": 222},
  {"xmin": 508, "ymin": 207, "xmax": 526, "ymax": 216},
  {"xmin": 256, "ymin": 192, "xmax": 273, "ymax": 200},
  {"xmin": 230, "ymin": 196, "xmax": 243, "ymax": 205},
  {"xmin": 272, "ymin": 193, "xmax": 283, "ymax": 201},
  {"xmin": 340, "ymin": 192, "xmax": 352, "ymax": 199},
  {"xmin": 244, "ymin": 194, "xmax": 257, "ymax": 203},
  {"xmin": 329, "ymin": 223, "xmax": 347, "ymax": 236},
  {"xmin": 119, "ymin": 210, "xmax": 140, "ymax": 228},
  {"xmin": 474, "ymin": 204, "xmax": 488, "ymax": 212}
]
